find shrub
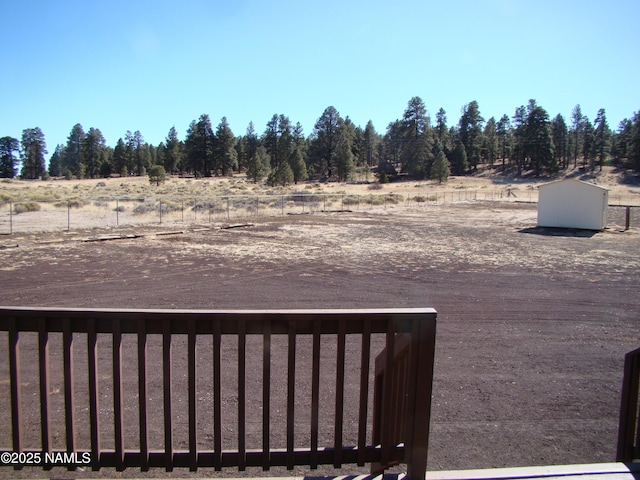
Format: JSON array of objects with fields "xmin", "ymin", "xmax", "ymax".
[
  {"xmin": 133, "ymin": 203, "xmax": 156, "ymax": 215},
  {"xmin": 54, "ymin": 199, "xmax": 86, "ymax": 208},
  {"xmin": 148, "ymin": 165, "xmax": 167, "ymax": 186},
  {"xmin": 13, "ymin": 202, "xmax": 41, "ymax": 214}
]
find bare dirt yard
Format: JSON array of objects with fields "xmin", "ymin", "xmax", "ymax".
[{"xmin": 0, "ymin": 172, "xmax": 639, "ymax": 478}]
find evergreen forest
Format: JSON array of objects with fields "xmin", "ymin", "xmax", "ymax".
[{"xmin": 2, "ymin": 97, "xmax": 640, "ymax": 185}]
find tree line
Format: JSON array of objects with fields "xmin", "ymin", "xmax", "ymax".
[{"xmin": 2, "ymin": 97, "xmax": 640, "ymax": 185}]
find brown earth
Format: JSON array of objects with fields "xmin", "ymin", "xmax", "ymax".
[{"xmin": 0, "ymin": 201, "xmax": 638, "ymax": 478}]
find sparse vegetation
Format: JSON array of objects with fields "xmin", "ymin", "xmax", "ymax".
[{"xmin": 13, "ymin": 201, "xmax": 41, "ymax": 214}]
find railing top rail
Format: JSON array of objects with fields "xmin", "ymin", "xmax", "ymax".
[
  {"xmin": 0, "ymin": 305, "xmax": 436, "ymax": 316},
  {"xmin": 0, "ymin": 306, "xmax": 437, "ymax": 335}
]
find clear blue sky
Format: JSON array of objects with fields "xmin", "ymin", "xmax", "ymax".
[{"xmin": 1, "ymin": 0, "xmax": 639, "ymax": 155}]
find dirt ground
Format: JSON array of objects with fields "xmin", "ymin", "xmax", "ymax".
[{"xmin": 0, "ymin": 201, "xmax": 638, "ymax": 479}]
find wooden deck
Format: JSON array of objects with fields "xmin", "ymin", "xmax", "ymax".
[
  {"xmin": 65, "ymin": 462, "xmax": 634, "ymax": 480},
  {"xmin": 425, "ymin": 462, "xmax": 640, "ymax": 480}
]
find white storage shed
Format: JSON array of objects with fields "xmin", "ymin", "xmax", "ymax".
[{"xmin": 537, "ymin": 179, "xmax": 609, "ymax": 230}]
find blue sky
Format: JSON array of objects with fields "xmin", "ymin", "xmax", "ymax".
[{"xmin": 1, "ymin": 0, "xmax": 639, "ymax": 154}]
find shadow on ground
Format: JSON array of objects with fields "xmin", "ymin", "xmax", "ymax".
[{"xmin": 519, "ymin": 226, "xmax": 598, "ymax": 238}]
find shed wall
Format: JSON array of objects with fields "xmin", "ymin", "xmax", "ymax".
[{"xmin": 537, "ymin": 181, "xmax": 608, "ymax": 230}]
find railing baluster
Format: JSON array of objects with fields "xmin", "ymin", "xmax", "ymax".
[
  {"xmin": 112, "ymin": 318, "xmax": 124, "ymax": 471},
  {"xmin": 8, "ymin": 317, "xmax": 22, "ymax": 458},
  {"xmin": 310, "ymin": 318, "xmax": 321, "ymax": 469},
  {"xmin": 286, "ymin": 317, "xmax": 296, "ymax": 470},
  {"xmin": 237, "ymin": 318, "xmax": 246, "ymax": 471},
  {"xmin": 63, "ymin": 318, "xmax": 76, "ymax": 469},
  {"xmin": 380, "ymin": 320, "xmax": 396, "ymax": 468},
  {"xmin": 334, "ymin": 319, "xmax": 346, "ymax": 468},
  {"xmin": 163, "ymin": 318, "xmax": 173, "ymax": 471},
  {"xmin": 38, "ymin": 318, "xmax": 51, "ymax": 460},
  {"xmin": 213, "ymin": 319, "xmax": 222, "ymax": 471},
  {"xmin": 188, "ymin": 319, "xmax": 197, "ymax": 471},
  {"xmin": 262, "ymin": 319, "xmax": 271, "ymax": 471},
  {"xmin": 357, "ymin": 318, "xmax": 371, "ymax": 466},
  {"xmin": 137, "ymin": 318, "xmax": 149, "ymax": 471},
  {"xmin": 87, "ymin": 318, "xmax": 100, "ymax": 470}
]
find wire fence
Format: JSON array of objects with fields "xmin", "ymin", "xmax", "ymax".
[{"xmin": 0, "ymin": 189, "xmax": 638, "ymax": 235}]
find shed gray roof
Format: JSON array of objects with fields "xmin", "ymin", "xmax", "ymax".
[{"xmin": 538, "ymin": 178, "xmax": 610, "ymax": 191}]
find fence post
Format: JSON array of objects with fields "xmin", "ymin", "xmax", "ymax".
[
  {"xmin": 9, "ymin": 200, "xmax": 12, "ymax": 235},
  {"xmin": 67, "ymin": 200, "xmax": 71, "ymax": 232},
  {"xmin": 281, "ymin": 196, "xmax": 284, "ymax": 215},
  {"xmin": 159, "ymin": 199, "xmax": 162, "ymax": 224},
  {"xmin": 625, "ymin": 206, "xmax": 631, "ymax": 231},
  {"xmin": 256, "ymin": 196, "xmax": 259, "ymax": 217},
  {"xmin": 116, "ymin": 199, "xmax": 119, "ymax": 226},
  {"xmin": 227, "ymin": 197, "xmax": 230, "ymax": 220}
]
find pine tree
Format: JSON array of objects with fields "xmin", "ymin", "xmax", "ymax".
[
  {"xmin": 551, "ymin": 114, "xmax": 569, "ymax": 169},
  {"xmin": 334, "ymin": 136, "xmax": 355, "ymax": 182},
  {"xmin": 62, "ymin": 123, "xmax": 85, "ymax": 176},
  {"xmin": 82, "ymin": 127, "xmax": 106, "ymax": 178},
  {"xmin": 185, "ymin": 115, "xmax": 214, "ymax": 177},
  {"xmin": 431, "ymin": 150, "xmax": 450, "ymax": 183},
  {"xmin": 483, "ymin": 117, "xmax": 498, "ymax": 167},
  {"xmin": 435, "ymin": 108, "xmax": 449, "ymax": 145},
  {"xmin": 267, "ymin": 160, "xmax": 294, "ymax": 187},
  {"xmin": 148, "ymin": 165, "xmax": 167, "ymax": 186},
  {"xmin": 525, "ymin": 100, "xmax": 555, "ymax": 175},
  {"xmin": 288, "ymin": 147, "xmax": 308, "ymax": 184},
  {"xmin": 309, "ymin": 106, "xmax": 341, "ymax": 179},
  {"xmin": 20, "ymin": 127, "xmax": 47, "ymax": 179},
  {"xmin": 363, "ymin": 120, "xmax": 380, "ymax": 167},
  {"xmin": 246, "ymin": 146, "xmax": 270, "ymax": 183},
  {"xmin": 458, "ymin": 101, "xmax": 484, "ymax": 171},
  {"xmin": 496, "ymin": 115, "xmax": 511, "ymax": 170},
  {"xmin": 613, "ymin": 118, "xmax": 633, "ymax": 164},
  {"xmin": 0, "ymin": 136, "xmax": 19, "ymax": 178},
  {"xmin": 214, "ymin": 117, "xmax": 237, "ymax": 176},
  {"xmin": 112, "ymin": 139, "xmax": 128, "ymax": 176},
  {"xmin": 571, "ymin": 105, "xmax": 584, "ymax": 168},
  {"xmin": 399, "ymin": 97, "xmax": 433, "ymax": 179},
  {"xmin": 593, "ymin": 109, "xmax": 611, "ymax": 171},
  {"xmin": 164, "ymin": 126, "xmax": 182, "ymax": 174},
  {"xmin": 630, "ymin": 112, "xmax": 640, "ymax": 171},
  {"xmin": 449, "ymin": 137, "xmax": 467, "ymax": 175}
]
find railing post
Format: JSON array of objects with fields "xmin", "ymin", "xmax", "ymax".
[
  {"xmin": 404, "ymin": 315, "xmax": 437, "ymax": 480},
  {"xmin": 617, "ymin": 346, "xmax": 640, "ymax": 461}
]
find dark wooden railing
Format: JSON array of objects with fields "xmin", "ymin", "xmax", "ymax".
[
  {"xmin": 0, "ymin": 306, "xmax": 436, "ymax": 478},
  {"xmin": 617, "ymin": 346, "xmax": 640, "ymax": 462}
]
